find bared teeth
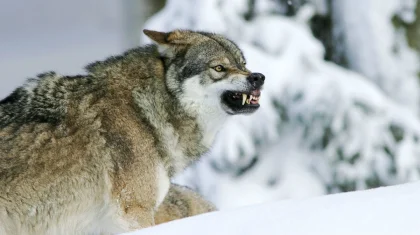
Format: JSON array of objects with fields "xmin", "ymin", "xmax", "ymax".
[
  {"xmin": 241, "ymin": 93, "xmax": 261, "ymax": 105},
  {"xmin": 246, "ymin": 95, "xmax": 251, "ymax": 104}
]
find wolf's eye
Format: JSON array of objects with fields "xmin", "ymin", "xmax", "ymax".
[{"xmin": 213, "ymin": 65, "xmax": 225, "ymax": 72}]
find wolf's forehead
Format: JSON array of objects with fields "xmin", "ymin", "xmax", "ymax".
[{"xmin": 197, "ymin": 32, "xmax": 246, "ymax": 63}]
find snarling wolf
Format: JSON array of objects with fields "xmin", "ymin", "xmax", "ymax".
[{"xmin": 0, "ymin": 29, "xmax": 265, "ymax": 234}]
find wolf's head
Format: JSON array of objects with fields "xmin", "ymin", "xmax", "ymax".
[{"xmin": 144, "ymin": 29, "xmax": 265, "ymax": 116}]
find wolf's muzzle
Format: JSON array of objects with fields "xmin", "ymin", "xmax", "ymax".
[{"xmin": 247, "ymin": 73, "xmax": 265, "ymax": 88}]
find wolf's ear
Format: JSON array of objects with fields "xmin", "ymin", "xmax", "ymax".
[
  {"xmin": 143, "ymin": 29, "xmax": 186, "ymax": 57},
  {"xmin": 143, "ymin": 29, "xmax": 168, "ymax": 44}
]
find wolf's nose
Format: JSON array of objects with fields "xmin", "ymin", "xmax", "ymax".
[{"xmin": 247, "ymin": 73, "xmax": 265, "ymax": 88}]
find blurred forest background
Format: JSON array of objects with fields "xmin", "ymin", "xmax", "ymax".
[{"xmin": 1, "ymin": 0, "xmax": 420, "ymax": 209}]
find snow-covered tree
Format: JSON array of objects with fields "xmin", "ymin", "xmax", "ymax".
[
  {"xmin": 269, "ymin": 0, "xmax": 420, "ymax": 111},
  {"xmin": 143, "ymin": 0, "xmax": 420, "ymax": 209}
]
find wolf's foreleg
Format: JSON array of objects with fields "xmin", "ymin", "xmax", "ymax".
[{"xmin": 154, "ymin": 183, "xmax": 216, "ymax": 225}]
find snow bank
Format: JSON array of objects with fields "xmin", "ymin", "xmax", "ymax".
[{"xmin": 125, "ymin": 182, "xmax": 420, "ymax": 235}]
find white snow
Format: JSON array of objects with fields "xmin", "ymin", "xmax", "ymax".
[{"xmin": 125, "ymin": 182, "xmax": 420, "ymax": 235}]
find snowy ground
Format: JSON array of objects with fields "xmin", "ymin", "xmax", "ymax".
[{"xmin": 125, "ymin": 182, "xmax": 420, "ymax": 235}]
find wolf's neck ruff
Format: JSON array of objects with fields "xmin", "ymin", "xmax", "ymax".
[
  {"xmin": 0, "ymin": 29, "xmax": 264, "ymax": 234},
  {"xmin": 132, "ymin": 72, "xmax": 212, "ymax": 176}
]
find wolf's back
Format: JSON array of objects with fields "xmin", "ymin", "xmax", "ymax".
[
  {"xmin": 0, "ymin": 72, "xmax": 67, "ymax": 128},
  {"xmin": 0, "ymin": 71, "xmax": 108, "ymax": 129}
]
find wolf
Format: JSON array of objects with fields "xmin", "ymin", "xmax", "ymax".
[{"xmin": 0, "ymin": 29, "xmax": 265, "ymax": 234}]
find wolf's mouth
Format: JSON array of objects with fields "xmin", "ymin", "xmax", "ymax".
[
  {"xmin": 221, "ymin": 89, "xmax": 261, "ymax": 114},
  {"xmin": 231, "ymin": 90, "xmax": 261, "ymax": 105}
]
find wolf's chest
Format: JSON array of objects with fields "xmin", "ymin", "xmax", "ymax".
[
  {"xmin": 158, "ymin": 125, "xmax": 197, "ymax": 173},
  {"xmin": 160, "ymin": 115, "xmax": 222, "ymax": 174}
]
